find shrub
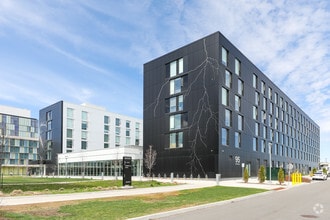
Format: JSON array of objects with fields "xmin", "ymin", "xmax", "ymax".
[
  {"xmin": 258, "ymin": 165, "xmax": 266, "ymax": 183},
  {"xmin": 278, "ymin": 168, "xmax": 284, "ymax": 185},
  {"xmin": 243, "ymin": 167, "xmax": 249, "ymax": 183}
]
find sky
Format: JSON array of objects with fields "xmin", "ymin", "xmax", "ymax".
[{"xmin": 0, "ymin": 0, "xmax": 329, "ymax": 161}]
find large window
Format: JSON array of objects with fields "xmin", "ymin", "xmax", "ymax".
[
  {"xmin": 235, "ymin": 132, "xmax": 241, "ymax": 148},
  {"xmin": 225, "ymin": 70, "xmax": 232, "ymax": 88},
  {"xmin": 222, "ymin": 87, "xmax": 229, "ymax": 106},
  {"xmin": 115, "ymin": 118, "xmax": 121, "ymax": 126},
  {"xmin": 169, "ymin": 132, "xmax": 183, "ymax": 149},
  {"xmin": 67, "ymin": 108, "xmax": 73, "ymax": 118},
  {"xmin": 238, "ymin": 79, "xmax": 244, "ymax": 95},
  {"xmin": 255, "ymin": 122, "xmax": 259, "ymax": 136},
  {"xmin": 253, "ymin": 106, "xmax": 258, "ymax": 120},
  {"xmin": 255, "ymin": 92, "xmax": 260, "ymax": 105},
  {"xmin": 46, "ymin": 111, "xmax": 52, "ymax": 121},
  {"xmin": 238, "ymin": 115, "xmax": 243, "ymax": 131},
  {"xmin": 261, "ymin": 81, "xmax": 266, "ymax": 95},
  {"xmin": 253, "ymin": 138, "xmax": 258, "ymax": 151},
  {"xmin": 67, "ymin": 129, "xmax": 73, "ymax": 138},
  {"xmin": 235, "ymin": 95, "xmax": 241, "ymax": 112},
  {"xmin": 169, "ymin": 113, "xmax": 188, "ymax": 131},
  {"xmin": 67, "ymin": 118, "xmax": 74, "ymax": 128},
  {"xmin": 253, "ymin": 74, "xmax": 258, "ymax": 89},
  {"xmin": 166, "ymin": 95, "xmax": 183, "ymax": 113},
  {"xmin": 82, "ymin": 111, "xmax": 88, "ymax": 121},
  {"xmin": 221, "ymin": 128, "xmax": 229, "ymax": 146},
  {"xmin": 170, "ymin": 76, "xmax": 187, "ymax": 95},
  {"xmin": 104, "ymin": 116, "xmax": 109, "ymax": 124},
  {"xmin": 167, "ymin": 58, "xmax": 183, "ymax": 77},
  {"xmin": 235, "ymin": 58, "xmax": 241, "ymax": 76},
  {"xmin": 225, "ymin": 109, "xmax": 232, "ymax": 127},
  {"xmin": 81, "ymin": 141, "xmax": 87, "ymax": 150},
  {"xmin": 222, "ymin": 47, "xmax": 228, "ymax": 66}
]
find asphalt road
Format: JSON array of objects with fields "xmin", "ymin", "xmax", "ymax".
[{"xmin": 151, "ymin": 180, "xmax": 330, "ymax": 220}]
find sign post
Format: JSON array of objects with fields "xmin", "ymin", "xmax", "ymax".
[{"xmin": 123, "ymin": 156, "xmax": 132, "ymax": 187}]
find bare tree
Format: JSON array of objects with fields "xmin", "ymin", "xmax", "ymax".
[{"xmin": 144, "ymin": 145, "xmax": 157, "ymax": 178}]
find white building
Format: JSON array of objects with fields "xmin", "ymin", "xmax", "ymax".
[{"xmin": 39, "ymin": 101, "xmax": 143, "ymax": 175}]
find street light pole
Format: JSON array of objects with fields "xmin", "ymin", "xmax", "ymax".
[{"xmin": 269, "ymin": 142, "xmax": 272, "ymax": 183}]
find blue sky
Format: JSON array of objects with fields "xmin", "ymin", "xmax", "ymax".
[{"xmin": 0, "ymin": 0, "xmax": 329, "ymax": 161}]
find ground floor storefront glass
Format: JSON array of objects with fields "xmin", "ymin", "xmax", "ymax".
[{"xmin": 58, "ymin": 159, "xmax": 142, "ymax": 177}]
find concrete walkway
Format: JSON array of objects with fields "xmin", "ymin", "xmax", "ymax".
[{"xmin": 0, "ymin": 177, "xmax": 301, "ymax": 207}]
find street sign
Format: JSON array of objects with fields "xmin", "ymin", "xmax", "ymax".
[{"xmin": 123, "ymin": 156, "xmax": 132, "ymax": 186}]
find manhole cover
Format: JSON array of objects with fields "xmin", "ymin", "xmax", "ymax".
[{"xmin": 301, "ymin": 214, "xmax": 319, "ymax": 218}]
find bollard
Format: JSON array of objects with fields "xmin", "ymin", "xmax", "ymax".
[
  {"xmin": 170, "ymin": 172, "xmax": 174, "ymax": 183},
  {"xmin": 216, "ymin": 174, "xmax": 221, "ymax": 185}
]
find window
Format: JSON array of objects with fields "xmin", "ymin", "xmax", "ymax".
[
  {"xmin": 115, "ymin": 127, "xmax": 120, "ymax": 135},
  {"xmin": 222, "ymin": 47, "xmax": 228, "ymax": 66},
  {"xmin": 82, "ymin": 111, "xmax": 88, "ymax": 121},
  {"xmin": 170, "ymin": 78, "xmax": 181, "ymax": 95},
  {"xmin": 274, "ymin": 92, "xmax": 278, "ymax": 104},
  {"xmin": 166, "ymin": 95, "xmax": 183, "ymax": 113},
  {"xmin": 170, "ymin": 76, "xmax": 187, "ymax": 95},
  {"xmin": 169, "ymin": 132, "xmax": 183, "ymax": 148},
  {"xmin": 104, "ymin": 116, "xmax": 109, "ymax": 124},
  {"xmin": 253, "ymin": 74, "xmax": 258, "ymax": 89},
  {"xmin": 262, "ymin": 111, "xmax": 266, "ymax": 124},
  {"xmin": 126, "ymin": 130, "xmax": 130, "ymax": 136},
  {"xmin": 255, "ymin": 122, "xmax": 259, "ymax": 136},
  {"xmin": 225, "ymin": 109, "xmax": 232, "ymax": 127},
  {"xmin": 238, "ymin": 115, "xmax": 243, "ymax": 131},
  {"xmin": 235, "ymin": 132, "xmax": 241, "ymax": 148},
  {"xmin": 225, "ymin": 70, "xmax": 232, "ymax": 88},
  {"xmin": 167, "ymin": 58, "xmax": 184, "ymax": 77},
  {"xmin": 116, "ymin": 118, "xmax": 121, "ymax": 126},
  {"xmin": 115, "ymin": 136, "xmax": 120, "ymax": 144},
  {"xmin": 67, "ymin": 108, "xmax": 73, "ymax": 118},
  {"xmin": 255, "ymin": 92, "xmax": 260, "ymax": 105},
  {"xmin": 253, "ymin": 138, "xmax": 258, "ymax": 151},
  {"xmin": 221, "ymin": 128, "xmax": 229, "ymax": 146},
  {"xmin": 67, "ymin": 119, "xmax": 74, "ymax": 128},
  {"xmin": 261, "ymin": 81, "xmax": 266, "ymax": 95},
  {"xmin": 67, "ymin": 140, "xmax": 73, "ymax": 148},
  {"xmin": 47, "ymin": 120, "xmax": 52, "ymax": 130},
  {"xmin": 235, "ymin": 95, "xmax": 241, "ymax": 111},
  {"xmin": 235, "ymin": 58, "xmax": 241, "ymax": 76},
  {"xmin": 81, "ymin": 141, "xmax": 87, "ymax": 150},
  {"xmin": 169, "ymin": 113, "xmax": 188, "ymax": 131},
  {"xmin": 46, "ymin": 131, "xmax": 52, "ymax": 140},
  {"xmin": 81, "ymin": 131, "xmax": 87, "ymax": 140},
  {"xmin": 263, "ymin": 126, "xmax": 267, "ymax": 139},
  {"xmin": 46, "ymin": 111, "xmax": 52, "ymax": 121},
  {"xmin": 262, "ymin": 97, "xmax": 267, "ymax": 110},
  {"xmin": 104, "ymin": 134, "xmax": 109, "ymax": 142},
  {"xmin": 222, "ymin": 87, "xmax": 229, "ymax": 106},
  {"xmin": 261, "ymin": 140, "xmax": 266, "ymax": 153},
  {"xmin": 104, "ymin": 143, "xmax": 109, "ymax": 148},
  {"xmin": 81, "ymin": 122, "xmax": 88, "ymax": 130},
  {"xmin": 268, "ymin": 87, "xmax": 272, "ymax": 100},
  {"xmin": 126, "ymin": 137, "xmax": 131, "ymax": 145},
  {"xmin": 238, "ymin": 79, "xmax": 244, "ymax": 95},
  {"xmin": 67, "ymin": 129, "xmax": 73, "ymax": 138},
  {"xmin": 253, "ymin": 106, "xmax": 258, "ymax": 120},
  {"xmin": 126, "ymin": 121, "xmax": 130, "ymax": 128},
  {"xmin": 104, "ymin": 125, "xmax": 109, "ymax": 133}
]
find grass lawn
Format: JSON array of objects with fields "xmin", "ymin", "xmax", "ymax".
[
  {"xmin": 0, "ymin": 176, "xmax": 170, "ymax": 194},
  {"xmin": 1, "ymin": 186, "xmax": 267, "ymax": 219}
]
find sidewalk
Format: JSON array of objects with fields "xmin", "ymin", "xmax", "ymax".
[{"xmin": 0, "ymin": 177, "xmax": 300, "ymax": 206}]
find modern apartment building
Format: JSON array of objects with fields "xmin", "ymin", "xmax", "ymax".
[
  {"xmin": 0, "ymin": 105, "xmax": 39, "ymax": 175},
  {"xmin": 143, "ymin": 32, "xmax": 320, "ymax": 178},
  {"xmin": 39, "ymin": 101, "xmax": 143, "ymax": 174}
]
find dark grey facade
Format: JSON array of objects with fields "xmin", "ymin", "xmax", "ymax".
[
  {"xmin": 143, "ymin": 32, "xmax": 320, "ymax": 178},
  {"xmin": 39, "ymin": 101, "xmax": 63, "ymax": 173}
]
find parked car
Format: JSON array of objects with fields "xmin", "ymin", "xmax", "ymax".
[{"xmin": 312, "ymin": 171, "xmax": 328, "ymax": 180}]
